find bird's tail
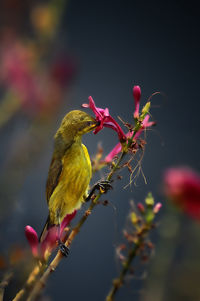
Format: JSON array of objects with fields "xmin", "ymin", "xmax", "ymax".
[{"xmin": 39, "ymin": 214, "xmax": 51, "ymax": 243}]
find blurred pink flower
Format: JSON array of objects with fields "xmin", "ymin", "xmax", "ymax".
[
  {"xmin": 137, "ymin": 202, "xmax": 145, "ymax": 213},
  {"xmin": 0, "ymin": 41, "xmax": 41, "ymax": 111},
  {"xmin": 0, "ymin": 38, "xmax": 77, "ymax": 116},
  {"xmin": 25, "ymin": 211, "xmax": 76, "ymax": 259},
  {"xmin": 163, "ymin": 167, "xmax": 200, "ymax": 220},
  {"xmin": 153, "ymin": 202, "xmax": 162, "ymax": 214},
  {"xmin": 50, "ymin": 56, "xmax": 77, "ymax": 88},
  {"xmin": 82, "ymin": 96, "xmax": 126, "ymax": 142}
]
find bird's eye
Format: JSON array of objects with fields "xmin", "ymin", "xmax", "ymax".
[{"xmin": 87, "ymin": 121, "xmax": 93, "ymax": 126}]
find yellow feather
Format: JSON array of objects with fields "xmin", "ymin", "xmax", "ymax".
[{"xmin": 48, "ymin": 141, "xmax": 91, "ymax": 224}]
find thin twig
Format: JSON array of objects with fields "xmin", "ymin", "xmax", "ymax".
[
  {"xmin": 12, "ymin": 262, "xmax": 46, "ymax": 301},
  {"xmin": 0, "ymin": 271, "xmax": 13, "ymax": 301},
  {"xmin": 106, "ymin": 242, "xmax": 141, "ymax": 301}
]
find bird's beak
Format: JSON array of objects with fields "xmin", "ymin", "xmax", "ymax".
[
  {"xmin": 87, "ymin": 117, "xmax": 100, "ymax": 130},
  {"xmin": 90, "ymin": 120, "xmax": 100, "ymax": 129}
]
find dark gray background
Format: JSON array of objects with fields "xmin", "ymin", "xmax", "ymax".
[{"xmin": 3, "ymin": 0, "xmax": 200, "ymax": 300}]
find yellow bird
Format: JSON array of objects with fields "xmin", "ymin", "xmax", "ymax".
[{"xmin": 40, "ymin": 110, "xmax": 99, "ymax": 243}]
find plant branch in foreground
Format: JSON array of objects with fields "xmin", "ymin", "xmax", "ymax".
[{"xmin": 106, "ymin": 194, "xmax": 162, "ymax": 301}]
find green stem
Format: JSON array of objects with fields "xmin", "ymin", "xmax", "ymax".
[
  {"xmin": 106, "ymin": 242, "xmax": 141, "ymax": 301},
  {"xmin": 107, "ymin": 151, "xmax": 126, "ymax": 181},
  {"xmin": 105, "ymin": 224, "xmax": 152, "ymax": 301}
]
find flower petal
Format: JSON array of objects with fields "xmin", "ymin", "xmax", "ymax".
[
  {"xmin": 60, "ymin": 210, "xmax": 77, "ymax": 234},
  {"xmin": 105, "ymin": 143, "xmax": 122, "ymax": 162},
  {"xmin": 40, "ymin": 226, "xmax": 58, "ymax": 260}
]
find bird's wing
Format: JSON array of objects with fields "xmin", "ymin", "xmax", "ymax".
[{"xmin": 46, "ymin": 154, "xmax": 63, "ymax": 203}]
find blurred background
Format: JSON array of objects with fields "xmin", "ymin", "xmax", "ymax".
[{"xmin": 0, "ymin": 0, "xmax": 200, "ymax": 300}]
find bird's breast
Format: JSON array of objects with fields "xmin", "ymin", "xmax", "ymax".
[{"xmin": 48, "ymin": 142, "xmax": 92, "ymax": 223}]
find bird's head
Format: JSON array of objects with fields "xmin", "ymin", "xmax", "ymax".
[{"xmin": 56, "ymin": 110, "xmax": 99, "ymax": 142}]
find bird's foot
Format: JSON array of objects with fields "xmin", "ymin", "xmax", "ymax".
[
  {"xmin": 94, "ymin": 180, "xmax": 113, "ymax": 193},
  {"xmin": 58, "ymin": 241, "xmax": 70, "ymax": 257},
  {"xmin": 85, "ymin": 180, "xmax": 113, "ymax": 202}
]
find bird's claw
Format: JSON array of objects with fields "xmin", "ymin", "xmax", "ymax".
[
  {"xmin": 59, "ymin": 241, "xmax": 70, "ymax": 257},
  {"xmin": 95, "ymin": 180, "xmax": 113, "ymax": 193},
  {"xmin": 85, "ymin": 180, "xmax": 113, "ymax": 202}
]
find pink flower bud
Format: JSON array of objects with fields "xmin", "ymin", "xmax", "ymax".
[
  {"xmin": 153, "ymin": 202, "xmax": 162, "ymax": 214},
  {"xmin": 133, "ymin": 85, "xmax": 141, "ymax": 118},
  {"xmin": 25, "ymin": 226, "xmax": 39, "ymax": 257},
  {"xmin": 137, "ymin": 202, "xmax": 145, "ymax": 213}
]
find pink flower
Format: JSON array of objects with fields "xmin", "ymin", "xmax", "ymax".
[
  {"xmin": 163, "ymin": 167, "xmax": 200, "ymax": 220},
  {"xmin": 133, "ymin": 85, "xmax": 141, "ymax": 119},
  {"xmin": 104, "ymin": 114, "xmax": 154, "ymax": 162},
  {"xmin": 25, "ymin": 211, "xmax": 76, "ymax": 259},
  {"xmin": 82, "ymin": 96, "xmax": 126, "ymax": 142}
]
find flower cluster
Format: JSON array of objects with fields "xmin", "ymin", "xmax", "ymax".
[
  {"xmin": 106, "ymin": 194, "xmax": 162, "ymax": 300},
  {"xmin": 83, "ymin": 85, "xmax": 155, "ymax": 163},
  {"xmin": 117, "ymin": 194, "xmax": 162, "ymax": 265},
  {"xmin": 25, "ymin": 211, "xmax": 76, "ymax": 260},
  {"xmin": 163, "ymin": 167, "xmax": 200, "ymax": 221}
]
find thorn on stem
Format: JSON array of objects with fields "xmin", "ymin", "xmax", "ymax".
[{"xmin": 85, "ymin": 210, "xmax": 91, "ymax": 217}]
